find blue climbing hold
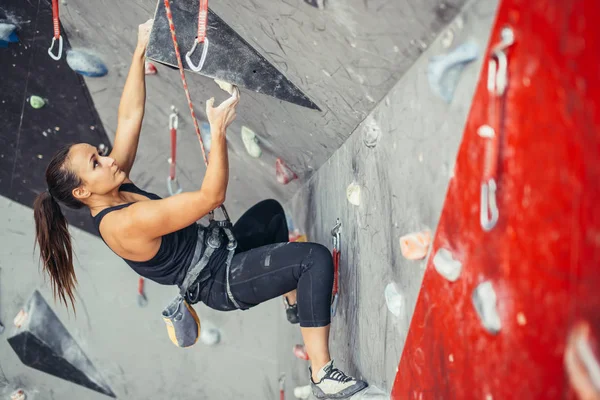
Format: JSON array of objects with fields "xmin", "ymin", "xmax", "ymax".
[
  {"xmin": 427, "ymin": 40, "xmax": 479, "ymax": 103},
  {"xmin": 201, "ymin": 122, "xmax": 211, "ymax": 154},
  {"xmin": 66, "ymin": 50, "xmax": 108, "ymax": 77},
  {"xmin": 0, "ymin": 23, "xmax": 19, "ymax": 48}
]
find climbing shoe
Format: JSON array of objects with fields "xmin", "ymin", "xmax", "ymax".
[
  {"xmin": 283, "ymin": 297, "xmax": 299, "ymax": 324},
  {"xmin": 310, "ymin": 360, "xmax": 368, "ymax": 399}
]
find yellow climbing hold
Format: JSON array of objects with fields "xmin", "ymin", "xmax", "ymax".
[
  {"xmin": 29, "ymin": 95, "xmax": 45, "ymax": 109},
  {"xmin": 346, "ymin": 182, "xmax": 361, "ymax": 206},
  {"xmin": 214, "ymin": 78, "xmax": 234, "ymax": 94}
]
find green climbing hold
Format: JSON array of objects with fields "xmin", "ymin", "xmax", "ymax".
[
  {"xmin": 241, "ymin": 126, "xmax": 262, "ymax": 158},
  {"xmin": 29, "ymin": 95, "xmax": 45, "ymax": 109}
]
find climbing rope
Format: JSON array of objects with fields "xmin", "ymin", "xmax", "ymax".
[
  {"xmin": 167, "ymin": 106, "xmax": 183, "ymax": 196},
  {"xmin": 164, "ymin": 0, "xmax": 209, "ymax": 166},
  {"xmin": 331, "ymin": 219, "xmax": 341, "ymax": 317},
  {"xmin": 185, "ymin": 0, "xmax": 210, "ymax": 71},
  {"xmin": 163, "ymin": 0, "xmax": 231, "ymax": 223},
  {"xmin": 47, "ymin": 0, "xmax": 63, "ymax": 60}
]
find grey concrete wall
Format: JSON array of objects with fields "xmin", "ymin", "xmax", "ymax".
[{"xmin": 287, "ymin": 0, "xmax": 498, "ymax": 392}]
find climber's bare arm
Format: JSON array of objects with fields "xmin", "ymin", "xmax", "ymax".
[{"xmin": 110, "ymin": 19, "xmax": 152, "ymax": 176}]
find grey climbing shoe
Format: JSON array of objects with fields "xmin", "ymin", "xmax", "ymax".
[{"xmin": 310, "ymin": 360, "xmax": 368, "ymax": 399}]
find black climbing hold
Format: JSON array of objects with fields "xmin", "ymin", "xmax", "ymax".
[
  {"xmin": 147, "ymin": 1, "xmax": 320, "ymax": 111},
  {"xmin": 7, "ymin": 291, "xmax": 116, "ymax": 398},
  {"xmin": 304, "ymin": 0, "xmax": 325, "ymax": 9}
]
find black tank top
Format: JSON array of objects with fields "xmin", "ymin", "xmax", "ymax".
[{"xmin": 92, "ymin": 183, "xmax": 199, "ymax": 286}]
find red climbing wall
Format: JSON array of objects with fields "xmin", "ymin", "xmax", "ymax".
[{"xmin": 392, "ymin": 0, "xmax": 600, "ymax": 399}]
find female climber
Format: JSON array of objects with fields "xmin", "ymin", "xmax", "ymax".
[{"xmin": 33, "ymin": 19, "xmax": 367, "ymax": 399}]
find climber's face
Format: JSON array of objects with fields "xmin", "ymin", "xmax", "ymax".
[{"xmin": 68, "ymin": 143, "xmax": 127, "ymax": 200}]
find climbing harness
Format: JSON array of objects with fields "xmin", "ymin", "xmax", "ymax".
[
  {"xmin": 331, "ymin": 219, "xmax": 341, "ymax": 317},
  {"xmin": 167, "ymin": 107, "xmax": 183, "ymax": 196},
  {"xmin": 161, "ymin": 0, "xmax": 241, "ymax": 347},
  {"xmin": 185, "ymin": 0, "xmax": 210, "ymax": 72},
  {"xmin": 479, "ymin": 27, "xmax": 514, "ymax": 232},
  {"xmin": 48, "ymin": 0, "xmax": 63, "ymax": 60}
]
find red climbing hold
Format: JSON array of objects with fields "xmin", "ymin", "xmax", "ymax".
[
  {"xmin": 145, "ymin": 61, "xmax": 157, "ymax": 75},
  {"xmin": 276, "ymin": 158, "xmax": 297, "ymax": 185},
  {"xmin": 293, "ymin": 344, "xmax": 309, "ymax": 360}
]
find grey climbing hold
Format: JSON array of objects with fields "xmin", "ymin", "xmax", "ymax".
[
  {"xmin": 346, "ymin": 182, "xmax": 361, "ymax": 206},
  {"xmin": 29, "ymin": 95, "xmax": 45, "ymax": 109},
  {"xmin": 472, "ymin": 281, "xmax": 501, "ymax": 334},
  {"xmin": 66, "ymin": 50, "xmax": 108, "ymax": 77},
  {"xmin": 427, "ymin": 40, "xmax": 479, "ymax": 103},
  {"xmin": 433, "ymin": 248, "xmax": 462, "ymax": 282},
  {"xmin": 363, "ymin": 116, "xmax": 381, "ymax": 148},
  {"xmin": 241, "ymin": 126, "xmax": 261, "ymax": 158}
]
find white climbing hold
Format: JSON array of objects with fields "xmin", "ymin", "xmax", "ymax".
[
  {"xmin": 241, "ymin": 126, "xmax": 262, "ymax": 158},
  {"xmin": 427, "ymin": 40, "xmax": 479, "ymax": 103},
  {"xmin": 13, "ymin": 309, "xmax": 28, "ymax": 328},
  {"xmin": 200, "ymin": 326, "xmax": 221, "ymax": 346},
  {"xmin": 29, "ymin": 95, "xmax": 45, "ymax": 109},
  {"xmin": 293, "ymin": 385, "xmax": 312, "ymax": 399},
  {"xmin": 66, "ymin": 49, "xmax": 108, "ymax": 77},
  {"xmin": 363, "ymin": 116, "xmax": 382, "ymax": 148},
  {"xmin": 433, "ymin": 248, "xmax": 462, "ymax": 282},
  {"xmin": 441, "ymin": 29, "xmax": 455, "ymax": 48},
  {"xmin": 472, "ymin": 281, "xmax": 501, "ymax": 334},
  {"xmin": 384, "ymin": 282, "xmax": 403, "ymax": 317},
  {"xmin": 346, "ymin": 182, "xmax": 361, "ymax": 206},
  {"xmin": 214, "ymin": 78, "xmax": 234, "ymax": 94}
]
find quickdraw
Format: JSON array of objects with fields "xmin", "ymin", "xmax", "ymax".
[
  {"xmin": 185, "ymin": 0, "xmax": 209, "ymax": 72},
  {"xmin": 479, "ymin": 27, "xmax": 514, "ymax": 232},
  {"xmin": 167, "ymin": 106, "xmax": 182, "ymax": 196},
  {"xmin": 48, "ymin": 0, "xmax": 63, "ymax": 60},
  {"xmin": 331, "ymin": 219, "xmax": 341, "ymax": 317}
]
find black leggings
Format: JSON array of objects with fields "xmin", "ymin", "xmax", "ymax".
[{"xmin": 198, "ymin": 199, "xmax": 334, "ymax": 328}]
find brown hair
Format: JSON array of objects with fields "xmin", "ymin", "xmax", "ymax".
[{"xmin": 33, "ymin": 144, "xmax": 84, "ymax": 311}]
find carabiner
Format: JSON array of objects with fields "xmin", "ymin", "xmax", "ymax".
[
  {"xmin": 167, "ymin": 176, "xmax": 183, "ymax": 196},
  {"xmin": 48, "ymin": 36, "xmax": 63, "ymax": 61},
  {"xmin": 185, "ymin": 37, "xmax": 209, "ymax": 72}
]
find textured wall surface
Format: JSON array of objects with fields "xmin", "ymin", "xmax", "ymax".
[{"xmin": 288, "ymin": 0, "xmax": 498, "ymax": 391}]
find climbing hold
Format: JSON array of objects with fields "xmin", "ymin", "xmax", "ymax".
[
  {"xmin": 293, "ymin": 344, "xmax": 309, "ymax": 360},
  {"xmin": 433, "ymin": 248, "xmax": 462, "ymax": 282},
  {"xmin": 10, "ymin": 389, "xmax": 26, "ymax": 400},
  {"xmin": 471, "ymin": 281, "xmax": 501, "ymax": 334},
  {"xmin": 384, "ymin": 283, "xmax": 403, "ymax": 317},
  {"xmin": 201, "ymin": 122, "xmax": 211, "ymax": 154},
  {"xmin": 427, "ymin": 40, "xmax": 479, "ymax": 103},
  {"xmin": 276, "ymin": 158, "xmax": 298, "ymax": 185},
  {"xmin": 241, "ymin": 126, "xmax": 262, "ymax": 158},
  {"xmin": 29, "ymin": 95, "xmax": 46, "ymax": 109},
  {"xmin": 137, "ymin": 277, "xmax": 148, "ymax": 307},
  {"xmin": 294, "ymin": 385, "xmax": 312, "ymax": 399},
  {"xmin": 441, "ymin": 29, "xmax": 455, "ymax": 48},
  {"xmin": 7, "ymin": 291, "xmax": 116, "ymax": 397},
  {"xmin": 289, "ymin": 230, "xmax": 307, "ymax": 242},
  {"xmin": 363, "ymin": 116, "xmax": 382, "ymax": 148},
  {"xmin": 214, "ymin": 78, "xmax": 234, "ymax": 94},
  {"xmin": 144, "ymin": 61, "xmax": 158, "ymax": 75},
  {"xmin": 346, "ymin": 182, "xmax": 361, "ymax": 206},
  {"xmin": 0, "ymin": 23, "xmax": 19, "ymax": 47},
  {"xmin": 200, "ymin": 326, "xmax": 221, "ymax": 346},
  {"xmin": 564, "ymin": 321, "xmax": 600, "ymax": 399},
  {"xmin": 13, "ymin": 309, "xmax": 27, "ymax": 328},
  {"xmin": 98, "ymin": 143, "xmax": 109, "ymax": 156},
  {"xmin": 399, "ymin": 230, "xmax": 431, "ymax": 260},
  {"xmin": 66, "ymin": 50, "xmax": 108, "ymax": 77}
]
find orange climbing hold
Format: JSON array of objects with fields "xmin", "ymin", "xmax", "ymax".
[{"xmin": 399, "ymin": 230, "xmax": 431, "ymax": 260}]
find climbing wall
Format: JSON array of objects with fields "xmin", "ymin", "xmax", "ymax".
[
  {"xmin": 287, "ymin": 0, "xmax": 499, "ymax": 393},
  {"xmin": 392, "ymin": 0, "xmax": 600, "ymax": 399}
]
